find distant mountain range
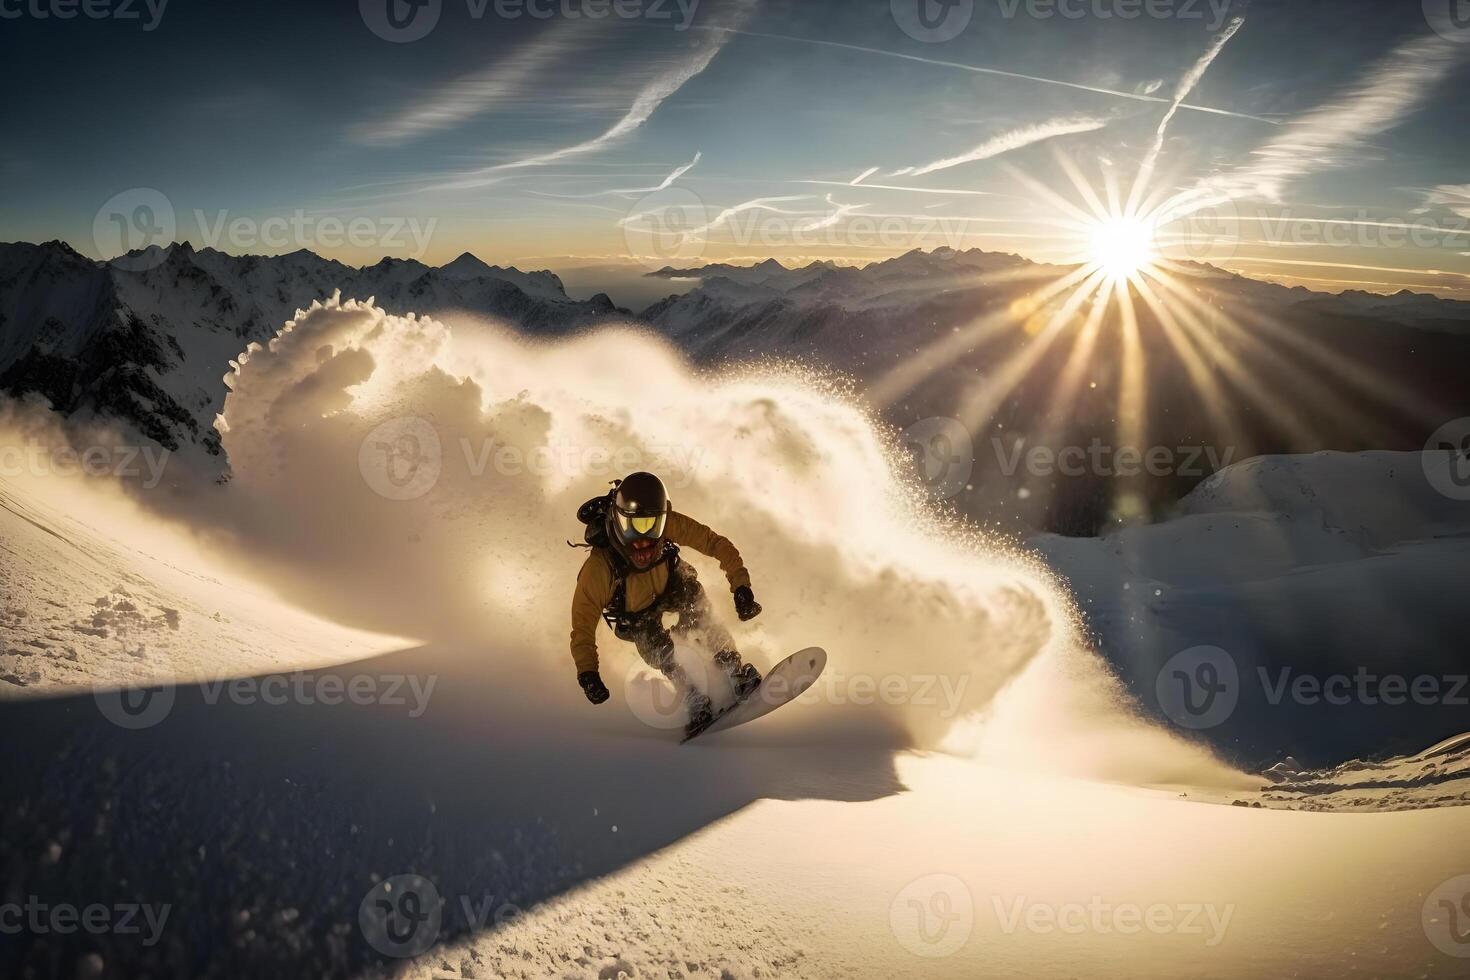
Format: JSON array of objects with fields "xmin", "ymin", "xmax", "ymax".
[
  {"xmin": 3, "ymin": 240, "xmax": 1468, "ymax": 531},
  {"xmin": 0, "ymin": 241, "xmax": 626, "ymax": 458}
]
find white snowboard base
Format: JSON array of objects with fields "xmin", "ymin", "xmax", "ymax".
[{"xmin": 681, "ymin": 646, "xmax": 827, "ymax": 743}]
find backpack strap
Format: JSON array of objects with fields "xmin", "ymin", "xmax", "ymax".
[{"xmin": 598, "ymin": 541, "xmax": 681, "ymax": 632}]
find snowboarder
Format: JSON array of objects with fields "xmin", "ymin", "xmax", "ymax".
[{"xmin": 569, "ymin": 471, "xmax": 763, "ymax": 736}]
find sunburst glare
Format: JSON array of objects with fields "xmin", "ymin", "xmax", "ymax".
[{"xmin": 1088, "ymin": 216, "xmax": 1158, "ymax": 282}]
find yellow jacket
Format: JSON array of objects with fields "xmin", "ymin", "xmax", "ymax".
[{"xmin": 570, "ymin": 511, "xmax": 750, "ymax": 674}]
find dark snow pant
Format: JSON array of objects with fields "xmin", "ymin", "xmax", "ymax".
[{"xmin": 614, "ymin": 560, "xmax": 741, "ymax": 687}]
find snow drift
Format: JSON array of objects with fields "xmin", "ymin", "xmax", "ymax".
[{"xmin": 1037, "ymin": 451, "xmax": 1470, "ymax": 767}]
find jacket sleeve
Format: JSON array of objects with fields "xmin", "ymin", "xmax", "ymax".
[
  {"xmin": 666, "ymin": 511, "xmax": 752, "ymax": 592},
  {"xmin": 570, "ymin": 554, "xmax": 614, "ymax": 675}
]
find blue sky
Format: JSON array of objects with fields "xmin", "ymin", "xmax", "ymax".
[{"xmin": 3, "ymin": 0, "xmax": 1469, "ymax": 296}]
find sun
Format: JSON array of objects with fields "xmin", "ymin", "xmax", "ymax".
[{"xmin": 1088, "ymin": 216, "xmax": 1158, "ymax": 282}]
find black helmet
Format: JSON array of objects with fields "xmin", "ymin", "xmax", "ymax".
[{"xmin": 606, "ymin": 471, "xmax": 670, "ymax": 569}]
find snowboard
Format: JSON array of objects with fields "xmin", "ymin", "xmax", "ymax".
[{"xmin": 681, "ymin": 646, "xmax": 827, "ymax": 743}]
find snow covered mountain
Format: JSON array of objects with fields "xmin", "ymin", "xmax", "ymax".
[
  {"xmin": 0, "ymin": 241, "xmax": 625, "ymax": 459},
  {"xmin": 643, "ymin": 247, "xmax": 1470, "ymax": 362},
  {"xmin": 642, "ymin": 249, "xmax": 1470, "ymax": 533},
  {"xmin": 6, "ymin": 240, "xmax": 1470, "ymax": 533}
]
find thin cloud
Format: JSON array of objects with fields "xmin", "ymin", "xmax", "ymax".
[
  {"xmin": 618, "ymin": 195, "xmax": 814, "ymax": 234},
  {"xmin": 523, "ymin": 153, "xmax": 704, "ymax": 199},
  {"xmin": 796, "ymin": 179, "xmax": 1003, "ymax": 197},
  {"xmin": 1137, "ymin": 17, "xmax": 1246, "ymax": 180},
  {"xmin": 892, "ymin": 117, "xmax": 1109, "ymax": 178},
  {"xmin": 699, "ymin": 26, "xmax": 1279, "ymax": 125},
  {"xmin": 686, "ymin": 195, "xmax": 819, "ymax": 236},
  {"xmin": 351, "ymin": 25, "xmax": 599, "ymax": 147},
  {"xmin": 793, "ymin": 195, "xmax": 868, "ymax": 233},
  {"xmin": 1203, "ymin": 35, "xmax": 1468, "ymax": 206},
  {"xmin": 1426, "ymin": 184, "xmax": 1470, "ymax": 219},
  {"xmin": 428, "ymin": 5, "xmax": 755, "ymax": 192}
]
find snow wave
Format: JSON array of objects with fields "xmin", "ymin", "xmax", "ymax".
[{"xmin": 189, "ymin": 293, "xmax": 1240, "ymax": 783}]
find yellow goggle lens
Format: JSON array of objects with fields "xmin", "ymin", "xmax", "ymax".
[{"xmin": 629, "ymin": 515, "xmax": 659, "ymax": 534}]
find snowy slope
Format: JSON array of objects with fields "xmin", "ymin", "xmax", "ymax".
[
  {"xmin": 0, "ymin": 465, "xmax": 405, "ymax": 693},
  {"xmin": 436, "ymin": 754, "xmax": 1469, "ymax": 980},
  {"xmin": 2, "ymin": 297, "xmax": 1468, "ymax": 977},
  {"xmin": 1034, "ymin": 451, "xmax": 1470, "ymax": 767}
]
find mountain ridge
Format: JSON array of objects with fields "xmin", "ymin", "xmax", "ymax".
[{"xmin": 0, "ymin": 240, "xmax": 629, "ymax": 461}]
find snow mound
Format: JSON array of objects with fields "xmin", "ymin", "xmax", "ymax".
[{"xmin": 1034, "ymin": 450, "xmax": 1470, "ymax": 768}]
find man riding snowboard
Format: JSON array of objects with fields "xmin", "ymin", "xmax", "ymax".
[{"xmin": 569, "ymin": 472, "xmax": 763, "ymax": 736}]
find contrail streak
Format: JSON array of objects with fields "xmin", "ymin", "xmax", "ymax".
[
  {"xmin": 895, "ymin": 117, "xmax": 1110, "ymax": 177},
  {"xmin": 697, "ymin": 26, "xmax": 1279, "ymax": 125},
  {"xmin": 1134, "ymin": 17, "xmax": 1246, "ymax": 198}
]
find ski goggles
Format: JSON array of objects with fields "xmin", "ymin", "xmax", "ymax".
[{"xmin": 613, "ymin": 507, "xmax": 667, "ymax": 541}]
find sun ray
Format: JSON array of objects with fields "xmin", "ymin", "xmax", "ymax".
[
  {"xmin": 870, "ymin": 264, "xmax": 1095, "ymax": 407},
  {"xmin": 1131, "ymin": 273, "xmax": 1246, "ymax": 449},
  {"xmin": 1053, "ymin": 149, "xmax": 1112, "ymax": 222},
  {"xmin": 959, "ymin": 271, "xmax": 1108, "ymax": 434},
  {"xmin": 1025, "ymin": 278, "xmax": 1116, "ymax": 492},
  {"xmin": 1144, "ymin": 270, "xmax": 1357, "ymax": 448}
]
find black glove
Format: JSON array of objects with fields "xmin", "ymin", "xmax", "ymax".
[
  {"xmin": 733, "ymin": 585, "xmax": 762, "ymax": 622},
  {"xmin": 578, "ymin": 670, "xmax": 609, "ymax": 705}
]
